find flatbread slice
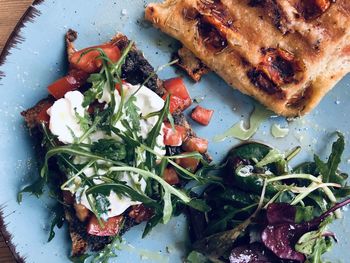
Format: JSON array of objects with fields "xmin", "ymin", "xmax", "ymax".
[{"xmin": 145, "ymin": 0, "xmax": 350, "ymax": 116}]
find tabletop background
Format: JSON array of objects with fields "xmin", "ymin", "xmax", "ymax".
[{"xmin": 0, "ymin": 1, "xmax": 34, "ymax": 261}]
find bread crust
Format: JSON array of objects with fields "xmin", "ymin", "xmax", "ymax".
[{"xmin": 145, "ymin": 0, "xmax": 350, "ymax": 116}]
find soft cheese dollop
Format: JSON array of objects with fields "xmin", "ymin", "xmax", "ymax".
[
  {"xmin": 79, "ymin": 171, "xmax": 147, "ymax": 220},
  {"xmin": 53, "ymin": 84, "xmax": 166, "ymax": 218},
  {"xmin": 47, "ymin": 91, "xmax": 86, "ymax": 144}
]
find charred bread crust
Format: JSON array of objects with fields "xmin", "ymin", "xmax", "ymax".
[
  {"xmin": 22, "ymin": 30, "xmax": 212, "ymax": 257},
  {"xmin": 21, "ymin": 97, "xmax": 54, "ymax": 129},
  {"xmin": 173, "ymin": 46, "xmax": 211, "ymax": 82},
  {"xmin": 145, "ymin": 0, "xmax": 350, "ymax": 117}
]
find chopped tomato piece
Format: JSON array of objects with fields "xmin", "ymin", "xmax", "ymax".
[
  {"xmin": 191, "ymin": 105, "xmax": 214, "ymax": 126},
  {"xmin": 87, "ymin": 215, "xmax": 124, "ymax": 236},
  {"xmin": 70, "ymin": 44, "xmax": 121, "ymax": 73},
  {"xmin": 47, "ymin": 69, "xmax": 89, "ymax": 99},
  {"xmin": 36, "ymin": 101, "xmax": 53, "ymax": 124},
  {"xmin": 163, "ymin": 122, "xmax": 188, "ymax": 146},
  {"xmin": 128, "ymin": 204, "xmax": 154, "ymax": 223},
  {"xmin": 176, "ymin": 154, "xmax": 200, "ymax": 172},
  {"xmin": 182, "ymin": 137, "xmax": 208, "ymax": 154},
  {"xmin": 163, "ymin": 167, "xmax": 180, "ymax": 185},
  {"xmin": 74, "ymin": 203, "xmax": 90, "ymax": 222},
  {"xmin": 163, "ymin": 77, "xmax": 192, "ymax": 112},
  {"xmin": 163, "ymin": 77, "xmax": 191, "ymax": 100},
  {"xmin": 115, "ymin": 80, "xmax": 128, "ymax": 95}
]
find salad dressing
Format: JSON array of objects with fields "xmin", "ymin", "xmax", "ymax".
[{"xmin": 213, "ymin": 104, "xmax": 272, "ymax": 142}]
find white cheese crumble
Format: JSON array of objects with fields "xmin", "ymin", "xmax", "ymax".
[{"xmin": 47, "ymin": 91, "xmax": 86, "ymax": 144}]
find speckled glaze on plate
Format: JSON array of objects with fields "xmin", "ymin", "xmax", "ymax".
[{"xmin": 0, "ymin": 1, "xmax": 349, "ymax": 262}]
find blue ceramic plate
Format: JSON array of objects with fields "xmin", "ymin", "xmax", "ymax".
[{"xmin": 0, "ymin": 1, "xmax": 350, "ymax": 262}]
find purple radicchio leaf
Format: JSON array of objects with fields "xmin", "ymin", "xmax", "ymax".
[
  {"xmin": 229, "ymin": 243, "xmax": 276, "ymax": 263},
  {"xmin": 261, "ymin": 198, "xmax": 350, "ymax": 263}
]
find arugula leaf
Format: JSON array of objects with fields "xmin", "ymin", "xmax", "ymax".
[
  {"xmin": 48, "ymin": 203, "xmax": 65, "ymax": 242},
  {"xmin": 162, "ymin": 190, "xmax": 173, "ymax": 224},
  {"xmin": 314, "ymin": 133, "xmax": 345, "ymax": 184},
  {"xmin": 91, "ymin": 235, "xmax": 123, "ymax": 263},
  {"xmin": 295, "ymin": 218, "xmax": 333, "ymax": 263},
  {"xmin": 86, "ymin": 183, "xmax": 159, "ymax": 208},
  {"xmin": 83, "ymin": 73, "xmax": 106, "ymax": 107},
  {"xmin": 70, "ymin": 254, "xmax": 90, "ymax": 263},
  {"xmin": 94, "ymin": 193, "xmax": 111, "ymax": 219},
  {"xmin": 90, "ymin": 139, "xmax": 127, "ymax": 161},
  {"xmin": 186, "ymin": 251, "xmax": 211, "ymax": 263},
  {"xmin": 142, "ymin": 213, "xmax": 162, "ymax": 238},
  {"xmin": 124, "ymin": 95, "xmax": 141, "ymax": 132},
  {"xmin": 145, "ymin": 96, "xmax": 170, "ymax": 168},
  {"xmin": 295, "ymin": 206, "xmax": 314, "ymax": 223},
  {"xmin": 17, "ymin": 176, "xmax": 46, "ymax": 203}
]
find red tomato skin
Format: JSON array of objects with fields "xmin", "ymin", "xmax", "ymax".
[
  {"xmin": 115, "ymin": 80, "xmax": 127, "ymax": 95},
  {"xmin": 163, "ymin": 122, "xmax": 188, "ymax": 146},
  {"xmin": 163, "ymin": 77, "xmax": 192, "ymax": 112},
  {"xmin": 191, "ymin": 106, "xmax": 214, "ymax": 126},
  {"xmin": 47, "ymin": 69, "xmax": 89, "ymax": 99},
  {"xmin": 87, "ymin": 215, "xmax": 124, "ymax": 236},
  {"xmin": 176, "ymin": 154, "xmax": 200, "ymax": 172},
  {"xmin": 163, "ymin": 124, "xmax": 182, "ymax": 146},
  {"xmin": 163, "ymin": 167, "xmax": 180, "ymax": 185},
  {"xmin": 182, "ymin": 137, "xmax": 209, "ymax": 154},
  {"xmin": 70, "ymin": 44, "xmax": 121, "ymax": 73},
  {"xmin": 36, "ymin": 101, "xmax": 53, "ymax": 124},
  {"xmin": 163, "ymin": 78, "xmax": 191, "ymax": 100}
]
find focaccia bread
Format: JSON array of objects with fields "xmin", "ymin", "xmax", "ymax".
[{"xmin": 145, "ymin": 0, "xmax": 350, "ymax": 117}]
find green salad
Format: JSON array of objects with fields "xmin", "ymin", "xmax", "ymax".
[{"xmin": 187, "ymin": 133, "xmax": 350, "ymax": 263}]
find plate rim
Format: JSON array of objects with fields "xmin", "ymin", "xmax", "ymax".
[{"xmin": 0, "ymin": 1, "xmax": 45, "ymax": 262}]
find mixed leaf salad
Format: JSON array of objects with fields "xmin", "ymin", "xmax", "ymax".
[{"xmin": 187, "ymin": 133, "xmax": 350, "ymax": 263}]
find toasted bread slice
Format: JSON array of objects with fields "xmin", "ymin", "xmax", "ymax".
[
  {"xmin": 145, "ymin": 0, "xmax": 350, "ymax": 116},
  {"xmin": 22, "ymin": 30, "xmax": 211, "ymax": 257}
]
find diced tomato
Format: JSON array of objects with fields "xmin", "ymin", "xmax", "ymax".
[
  {"xmin": 163, "ymin": 94, "xmax": 183, "ymax": 113},
  {"xmin": 36, "ymin": 101, "xmax": 53, "ymax": 124},
  {"xmin": 182, "ymin": 137, "xmax": 208, "ymax": 154},
  {"xmin": 87, "ymin": 215, "xmax": 124, "ymax": 236},
  {"xmin": 163, "ymin": 167, "xmax": 180, "ymax": 185},
  {"xmin": 47, "ymin": 69, "xmax": 89, "ymax": 99},
  {"xmin": 191, "ymin": 105, "xmax": 214, "ymax": 126},
  {"xmin": 163, "ymin": 122, "xmax": 188, "ymax": 146},
  {"xmin": 176, "ymin": 154, "xmax": 200, "ymax": 172},
  {"xmin": 70, "ymin": 44, "xmax": 121, "ymax": 73},
  {"xmin": 115, "ymin": 79, "xmax": 128, "ymax": 95},
  {"xmin": 163, "ymin": 77, "xmax": 190, "ymax": 100},
  {"xmin": 74, "ymin": 203, "xmax": 90, "ymax": 222},
  {"xmin": 128, "ymin": 204, "xmax": 154, "ymax": 223},
  {"xmin": 163, "ymin": 77, "xmax": 192, "ymax": 112}
]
